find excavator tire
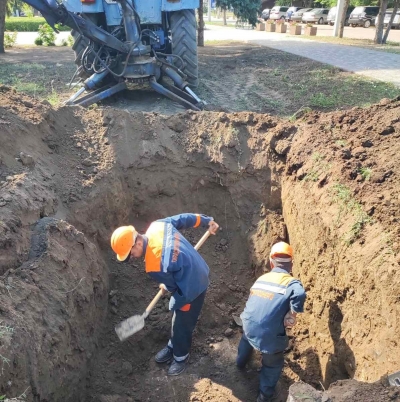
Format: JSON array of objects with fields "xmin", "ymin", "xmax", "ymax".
[
  {"xmin": 71, "ymin": 29, "xmax": 91, "ymax": 79},
  {"xmin": 170, "ymin": 9, "xmax": 199, "ymax": 88}
]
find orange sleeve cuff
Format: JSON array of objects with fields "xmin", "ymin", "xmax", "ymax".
[
  {"xmin": 194, "ymin": 214, "xmax": 201, "ymax": 228},
  {"xmin": 180, "ymin": 304, "xmax": 191, "ymax": 311}
]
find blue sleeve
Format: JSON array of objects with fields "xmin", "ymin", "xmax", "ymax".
[
  {"xmin": 147, "ymin": 272, "xmax": 177, "ymax": 293},
  {"xmin": 160, "ymin": 213, "xmax": 213, "ymax": 230},
  {"xmin": 288, "ymin": 281, "xmax": 306, "ymax": 313}
]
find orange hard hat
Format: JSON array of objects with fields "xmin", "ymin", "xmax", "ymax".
[
  {"xmin": 270, "ymin": 241, "xmax": 293, "ymax": 259},
  {"xmin": 111, "ymin": 226, "xmax": 137, "ymax": 261}
]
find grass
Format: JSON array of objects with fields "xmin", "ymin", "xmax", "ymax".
[
  {"xmin": 359, "ymin": 166, "xmax": 372, "ymax": 181},
  {"xmin": 290, "ymin": 67, "xmax": 399, "ymax": 112},
  {"xmin": 204, "ymin": 21, "xmax": 236, "ymax": 28},
  {"xmin": 1, "ymin": 44, "xmax": 399, "ymax": 114},
  {"xmin": 300, "ymin": 35, "xmax": 400, "ymax": 55},
  {"xmin": 0, "ymin": 56, "xmax": 75, "ymax": 103},
  {"xmin": 303, "ymin": 152, "xmax": 332, "ymax": 182},
  {"xmin": 0, "ymin": 324, "xmax": 13, "ymax": 376},
  {"xmin": 330, "ymin": 183, "xmax": 372, "ymax": 244}
]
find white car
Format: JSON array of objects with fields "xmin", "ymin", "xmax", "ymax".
[
  {"xmin": 269, "ymin": 6, "xmax": 290, "ymax": 20},
  {"xmin": 375, "ymin": 9, "xmax": 400, "ymax": 29},
  {"xmin": 302, "ymin": 8, "xmax": 330, "ymax": 24}
]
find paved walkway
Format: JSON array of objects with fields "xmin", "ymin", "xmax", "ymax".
[{"xmin": 205, "ymin": 25, "xmax": 400, "ymax": 87}]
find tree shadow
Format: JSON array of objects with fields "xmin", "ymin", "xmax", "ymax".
[{"xmin": 325, "ymin": 301, "xmax": 356, "ymax": 387}]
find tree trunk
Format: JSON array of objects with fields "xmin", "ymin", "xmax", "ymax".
[
  {"xmin": 383, "ymin": 0, "xmax": 399, "ymax": 43},
  {"xmin": 223, "ymin": 8, "xmax": 227, "ymax": 25},
  {"xmin": 0, "ymin": 0, "xmax": 6, "ymax": 53},
  {"xmin": 374, "ymin": 0, "xmax": 388, "ymax": 44},
  {"xmin": 198, "ymin": 0, "xmax": 204, "ymax": 47},
  {"xmin": 338, "ymin": 0, "xmax": 350, "ymax": 38}
]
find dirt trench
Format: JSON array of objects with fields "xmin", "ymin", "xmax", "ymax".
[{"xmin": 0, "ymin": 87, "xmax": 400, "ymax": 402}]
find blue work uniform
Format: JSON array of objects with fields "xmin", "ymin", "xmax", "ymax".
[
  {"xmin": 237, "ymin": 264, "xmax": 306, "ymax": 398},
  {"xmin": 143, "ymin": 213, "xmax": 213, "ymax": 360}
]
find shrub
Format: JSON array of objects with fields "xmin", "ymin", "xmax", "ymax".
[
  {"xmin": 60, "ymin": 38, "xmax": 68, "ymax": 46},
  {"xmin": 38, "ymin": 23, "xmax": 56, "ymax": 46},
  {"xmin": 5, "ymin": 17, "xmax": 70, "ymax": 32},
  {"xmin": 34, "ymin": 37, "xmax": 43, "ymax": 46},
  {"xmin": 67, "ymin": 35, "xmax": 74, "ymax": 47},
  {"xmin": 4, "ymin": 31, "xmax": 17, "ymax": 48}
]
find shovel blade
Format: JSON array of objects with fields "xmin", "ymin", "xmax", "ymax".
[{"xmin": 115, "ymin": 314, "xmax": 145, "ymax": 341}]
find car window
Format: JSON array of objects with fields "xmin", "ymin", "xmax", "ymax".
[
  {"xmin": 281, "ymin": 7, "xmax": 289, "ymax": 11},
  {"xmin": 323, "ymin": 10, "xmax": 328, "ymax": 14},
  {"xmin": 352, "ymin": 6, "xmax": 365, "ymax": 13}
]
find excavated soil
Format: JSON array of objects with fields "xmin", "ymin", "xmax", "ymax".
[{"xmin": 0, "ymin": 86, "xmax": 400, "ymax": 402}]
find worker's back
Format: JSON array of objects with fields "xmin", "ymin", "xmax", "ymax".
[{"xmin": 240, "ymin": 268, "xmax": 305, "ymax": 354}]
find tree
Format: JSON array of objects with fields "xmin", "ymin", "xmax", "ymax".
[
  {"xmin": 383, "ymin": 0, "xmax": 399, "ymax": 43},
  {"xmin": 216, "ymin": 0, "xmax": 259, "ymax": 25},
  {"xmin": 198, "ymin": 0, "xmax": 204, "ymax": 47},
  {"xmin": 0, "ymin": 0, "xmax": 6, "ymax": 54},
  {"xmin": 374, "ymin": 0, "xmax": 389, "ymax": 43},
  {"xmin": 338, "ymin": 0, "xmax": 350, "ymax": 38}
]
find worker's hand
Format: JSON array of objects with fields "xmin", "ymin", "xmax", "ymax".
[
  {"xmin": 159, "ymin": 284, "xmax": 169, "ymax": 295},
  {"xmin": 208, "ymin": 220, "xmax": 219, "ymax": 235},
  {"xmin": 284, "ymin": 311, "xmax": 297, "ymax": 328}
]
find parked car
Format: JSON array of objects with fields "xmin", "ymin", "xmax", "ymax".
[
  {"xmin": 302, "ymin": 8, "xmax": 330, "ymax": 24},
  {"xmin": 269, "ymin": 6, "xmax": 290, "ymax": 20},
  {"xmin": 286, "ymin": 7, "xmax": 303, "ymax": 21},
  {"xmin": 327, "ymin": 5, "xmax": 355, "ymax": 26},
  {"xmin": 260, "ymin": 8, "xmax": 271, "ymax": 21},
  {"xmin": 348, "ymin": 6, "xmax": 380, "ymax": 28},
  {"xmin": 374, "ymin": 9, "xmax": 400, "ymax": 29},
  {"xmin": 291, "ymin": 8, "xmax": 312, "ymax": 22}
]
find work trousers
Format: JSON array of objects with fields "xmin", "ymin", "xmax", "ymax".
[
  {"xmin": 236, "ymin": 333, "xmax": 285, "ymax": 398},
  {"xmin": 167, "ymin": 290, "xmax": 207, "ymax": 361}
]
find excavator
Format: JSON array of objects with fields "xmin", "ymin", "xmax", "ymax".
[{"xmin": 22, "ymin": 0, "xmax": 205, "ymax": 110}]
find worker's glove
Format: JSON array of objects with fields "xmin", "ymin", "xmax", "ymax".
[
  {"xmin": 159, "ymin": 284, "xmax": 169, "ymax": 295},
  {"xmin": 284, "ymin": 311, "xmax": 297, "ymax": 328}
]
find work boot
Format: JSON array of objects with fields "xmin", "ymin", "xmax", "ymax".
[
  {"xmin": 155, "ymin": 346, "xmax": 173, "ymax": 363},
  {"xmin": 167, "ymin": 355, "xmax": 190, "ymax": 376},
  {"xmin": 256, "ymin": 393, "xmax": 274, "ymax": 402}
]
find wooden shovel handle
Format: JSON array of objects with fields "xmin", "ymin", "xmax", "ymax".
[
  {"xmin": 194, "ymin": 230, "xmax": 211, "ymax": 251},
  {"xmin": 144, "ymin": 289, "xmax": 164, "ymax": 317},
  {"xmin": 144, "ymin": 230, "xmax": 211, "ymax": 317}
]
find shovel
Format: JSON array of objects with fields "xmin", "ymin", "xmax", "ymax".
[{"xmin": 115, "ymin": 230, "xmax": 212, "ymax": 341}]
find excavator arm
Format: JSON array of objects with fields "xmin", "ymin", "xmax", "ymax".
[{"xmin": 23, "ymin": 0, "xmax": 129, "ymax": 53}]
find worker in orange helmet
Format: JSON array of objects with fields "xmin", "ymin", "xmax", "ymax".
[
  {"xmin": 111, "ymin": 213, "xmax": 219, "ymax": 376},
  {"xmin": 236, "ymin": 241, "xmax": 306, "ymax": 402}
]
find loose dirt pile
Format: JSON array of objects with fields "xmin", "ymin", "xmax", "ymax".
[{"xmin": 0, "ymin": 86, "xmax": 399, "ymax": 402}]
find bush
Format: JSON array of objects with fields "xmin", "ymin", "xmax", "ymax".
[
  {"xmin": 34, "ymin": 37, "xmax": 43, "ymax": 46},
  {"xmin": 5, "ymin": 17, "xmax": 70, "ymax": 32},
  {"xmin": 67, "ymin": 35, "xmax": 74, "ymax": 46},
  {"xmin": 38, "ymin": 23, "xmax": 56, "ymax": 46},
  {"xmin": 60, "ymin": 39, "xmax": 68, "ymax": 46},
  {"xmin": 4, "ymin": 31, "xmax": 17, "ymax": 48}
]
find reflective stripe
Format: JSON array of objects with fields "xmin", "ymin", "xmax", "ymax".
[
  {"xmin": 272, "ymin": 257, "xmax": 292, "ymax": 263},
  {"xmin": 168, "ymin": 339, "xmax": 173, "ymax": 348},
  {"xmin": 251, "ymin": 283, "xmax": 287, "ymax": 295},
  {"xmin": 162, "ymin": 223, "xmax": 173, "ymax": 273},
  {"xmin": 174, "ymin": 353, "xmax": 189, "ymax": 361},
  {"xmin": 194, "ymin": 214, "xmax": 201, "ymax": 228}
]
